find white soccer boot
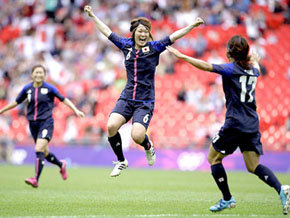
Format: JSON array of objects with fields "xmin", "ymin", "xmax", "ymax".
[
  {"xmin": 110, "ymin": 159, "xmax": 128, "ymax": 177},
  {"xmin": 145, "ymin": 141, "xmax": 156, "ymax": 166}
]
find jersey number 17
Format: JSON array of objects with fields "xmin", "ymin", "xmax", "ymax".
[{"xmin": 239, "ymin": 75, "xmax": 257, "ymax": 103}]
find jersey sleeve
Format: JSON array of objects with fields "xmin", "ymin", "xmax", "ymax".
[
  {"xmin": 50, "ymin": 85, "xmax": 65, "ymax": 101},
  {"xmin": 253, "ymin": 67, "xmax": 260, "ymax": 77},
  {"xmin": 15, "ymin": 86, "xmax": 28, "ymax": 104},
  {"xmin": 150, "ymin": 36, "xmax": 173, "ymax": 53},
  {"xmin": 211, "ymin": 63, "xmax": 234, "ymax": 77},
  {"xmin": 108, "ymin": 32, "xmax": 132, "ymax": 50}
]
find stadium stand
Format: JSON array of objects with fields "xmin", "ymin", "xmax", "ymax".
[{"xmin": 0, "ymin": 0, "xmax": 289, "ymax": 151}]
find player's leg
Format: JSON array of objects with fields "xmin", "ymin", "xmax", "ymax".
[
  {"xmin": 131, "ymin": 122, "xmax": 155, "ymax": 166},
  {"xmin": 208, "ymin": 130, "xmax": 238, "ymax": 212},
  {"xmin": 25, "ymin": 138, "xmax": 48, "ymax": 188},
  {"xmin": 243, "ymin": 151, "xmax": 281, "ymax": 192},
  {"xmin": 107, "ymin": 113, "xmax": 127, "ymax": 161},
  {"xmin": 131, "ymin": 102, "xmax": 155, "ymax": 166},
  {"xmin": 44, "ymin": 147, "xmax": 67, "ymax": 180},
  {"xmin": 38, "ymin": 118, "xmax": 68, "ymax": 180},
  {"xmin": 241, "ymin": 131, "xmax": 289, "ymax": 215},
  {"xmin": 25, "ymin": 121, "xmax": 40, "ymax": 187},
  {"xmin": 107, "ymin": 100, "xmax": 132, "ymax": 177},
  {"xmin": 243, "ymin": 151, "xmax": 290, "ymax": 214},
  {"xmin": 107, "ymin": 112, "xmax": 128, "ymax": 177}
]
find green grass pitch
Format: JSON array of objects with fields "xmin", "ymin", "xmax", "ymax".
[{"xmin": 0, "ymin": 165, "xmax": 289, "ymax": 217}]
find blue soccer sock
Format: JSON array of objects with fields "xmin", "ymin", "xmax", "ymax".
[
  {"xmin": 35, "ymin": 152, "xmax": 45, "ymax": 181},
  {"xmin": 254, "ymin": 164, "xmax": 281, "ymax": 194},
  {"xmin": 45, "ymin": 152, "xmax": 62, "ymax": 168},
  {"xmin": 211, "ymin": 163, "xmax": 232, "ymax": 201},
  {"xmin": 140, "ymin": 134, "xmax": 151, "ymax": 150},
  {"xmin": 108, "ymin": 132, "xmax": 125, "ymax": 162}
]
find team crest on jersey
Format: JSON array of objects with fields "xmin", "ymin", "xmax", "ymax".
[
  {"xmin": 142, "ymin": 46, "xmax": 150, "ymax": 54},
  {"xmin": 41, "ymin": 88, "xmax": 48, "ymax": 95}
]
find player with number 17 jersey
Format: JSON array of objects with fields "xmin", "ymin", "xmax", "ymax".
[
  {"xmin": 212, "ymin": 63, "xmax": 260, "ymax": 133},
  {"xmin": 167, "ymin": 36, "xmax": 290, "ymax": 215}
]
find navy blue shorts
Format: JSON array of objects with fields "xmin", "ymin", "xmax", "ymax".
[
  {"xmin": 29, "ymin": 118, "xmax": 54, "ymax": 143},
  {"xmin": 212, "ymin": 128, "xmax": 263, "ymax": 155},
  {"xmin": 112, "ymin": 99, "xmax": 154, "ymax": 129}
]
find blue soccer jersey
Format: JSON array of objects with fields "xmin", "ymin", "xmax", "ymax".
[
  {"xmin": 212, "ymin": 63, "xmax": 260, "ymax": 133},
  {"xmin": 16, "ymin": 82, "xmax": 65, "ymax": 121},
  {"xmin": 108, "ymin": 32, "xmax": 172, "ymax": 101}
]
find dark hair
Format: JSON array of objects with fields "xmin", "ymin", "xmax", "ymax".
[
  {"xmin": 31, "ymin": 64, "xmax": 46, "ymax": 74},
  {"xmin": 227, "ymin": 35, "xmax": 251, "ymax": 70},
  {"xmin": 130, "ymin": 17, "xmax": 153, "ymax": 41}
]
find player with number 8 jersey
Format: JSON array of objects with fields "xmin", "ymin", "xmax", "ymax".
[
  {"xmin": 166, "ymin": 35, "xmax": 290, "ymax": 215},
  {"xmin": 84, "ymin": 5, "xmax": 204, "ymax": 177}
]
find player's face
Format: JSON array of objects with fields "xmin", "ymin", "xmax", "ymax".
[
  {"xmin": 134, "ymin": 24, "xmax": 150, "ymax": 49},
  {"xmin": 32, "ymin": 67, "xmax": 46, "ymax": 83}
]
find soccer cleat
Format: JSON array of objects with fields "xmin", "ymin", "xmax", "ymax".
[
  {"xmin": 145, "ymin": 141, "xmax": 156, "ymax": 166},
  {"xmin": 60, "ymin": 160, "xmax": 68, "ymax": 180},
  {"xmin": 210, "ymin": 196, "xmax": 236, "ymax": 212},
  {"xmin": 280, "ymin": 185, "xmax": 290, "ymax": 215},
  {"xmin": 25, "ymin": 177, "xmax": 39, "ymax": 188},
  {"xmin": 110, "ymin": 159, "xmax": 128, "ymax": 177}
]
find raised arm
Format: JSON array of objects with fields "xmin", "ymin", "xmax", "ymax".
[
  {"xmin": 84, "ymin": 5, "xmax": 112, "ymax": 38},
  {"xmin": 166, "ymin": 46, "xmax": 213, "ymax": 71},
  {"xmin": 169, "ymin": 17, "xmax": 204, "ymax": 43},
  {"xmin": 250, "ymin": 51, "xmax": 261, "ymax": 74},
  {"xmin": 62, "ymin": 98, "xmax": 85, "ymax": 118},
  {"xmin": 0, "ymin": 102, "xmax": 18, "ymax": 114}
]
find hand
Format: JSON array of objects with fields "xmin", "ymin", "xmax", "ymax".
[
  {"xmin": 84, "ymin": 5, "xmax": 94, "ymax": 17},
  {"xmin": 75, "ymin": 110, "xmax": 85, "ymax": 118},
  {"xmin": 250, "ymin": 51, "xmax": 261, "ymax": 63},
  {"xmin": 166, "ymin": 46, "xmax": 184, "ymax": 59},
  {"xmin": 193, "ymin": 17, "xmax": 204, "ymax": 27}
]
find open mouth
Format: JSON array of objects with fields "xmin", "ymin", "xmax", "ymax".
[{"xmin": 139, "ymin": 38, "xmax": 147, "ymax": 43}]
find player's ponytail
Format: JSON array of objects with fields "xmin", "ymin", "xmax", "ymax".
[
  {"xmin": 130, "ymin": 17, "xmax": 153, "ymax": 41},
  {"xmin": 227, "ymin": 35, "xmax": 251, "ymax": 70}
]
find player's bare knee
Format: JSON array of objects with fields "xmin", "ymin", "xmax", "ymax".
[
  {"xmin": 107, "ymin": 122, "xmax": 118, "ymax": 136},
  {"xmin": 131, "ymin": 131, "xmax": 144, "ymax": 144},
  {"xmin": 245, "ymin": 163, "xmax": 258, "ymax": 173},
  {"xmin": 44, "ymin": 148, "xmax": 49, "ymax": 157},
  {"xmin": 35, "ymin": 146, "xmax": 45, "ymax": 153},
  {"xmin": 246, "ymin": 165, "xmax": 256, "ymax": 173},
  {"xmin": 207, "ymin": 154, "xmax": 214, "ymax": 164},
  {"xmin": 207, "ymin": 155, "xmax": 222, "ymax": 165}
]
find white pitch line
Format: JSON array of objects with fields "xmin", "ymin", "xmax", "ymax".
[{"xmin": 15, "ymin": 214, "xmax": 285, "ymax": 218}]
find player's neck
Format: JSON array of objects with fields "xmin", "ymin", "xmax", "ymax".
[
  {"xmin": 135, "ymin": 45, "xmax": 142, "ymax": 50},
  {"xmin": 33, "ymin": 82, "xmax": 43, "ymax": 88}
]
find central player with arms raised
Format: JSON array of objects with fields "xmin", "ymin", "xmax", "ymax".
[{"xmin": 84, "ymin": 5, "xmax": 203, "ymax": 177}]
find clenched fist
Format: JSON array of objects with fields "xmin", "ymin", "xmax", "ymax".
[
  {"xmin": 84, "ymin": 5, "xmax": 94, "ymax": 17},
  {"xmin": 193, "ymin": 17, "xmax": 204, "ymax": 27}
]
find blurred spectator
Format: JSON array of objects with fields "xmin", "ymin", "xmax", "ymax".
[
  {"xmin": 0, "ymin": 0, "xmax": 289, "ymax": 150},
  {"xmin": 251, "ymin": 40, "xmax": 268, "ymax": 76},
  {"xmin": 207, "ymin": 50, "xmax": 225, "ymax": 64},
  {"xmin": 0, "ymin": 136, "xmax": 13, "ymax": 163},
  {"xmin": 193, "ymin": 33, "xmax": 208, "ymax": 57},
  {"xmin": 245, "ymin": 10, "xmax": 262, "ymax": 41},
  {"xmin": 177, "ymin": 87, "xmax": 186, "ymax": 102},
  {"xmin": 63, "ymin": 116, "xmax": 78, "ymax": 144}
]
